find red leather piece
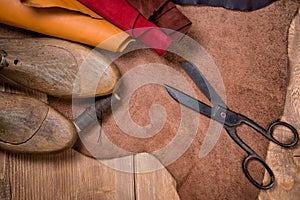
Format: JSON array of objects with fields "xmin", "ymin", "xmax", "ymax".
[{"xmin": 78, "ymin": 0, "xmax": 173, "ymax": 56}]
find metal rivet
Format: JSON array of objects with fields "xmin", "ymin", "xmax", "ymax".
[{"xmin": 220, "ymin": 112, "xmax": 226, "ymax": 118}]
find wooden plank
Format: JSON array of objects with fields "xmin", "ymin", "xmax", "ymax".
[
  {"xmin": 2, "ymin": 149, "xmax": 181, "ymax": 199},
  {"xmin": 0, "ymin": 151, "xmax": 10, "ymax": 200},
  {"xmin": 258, "ymin": 8, "xmax": 300, "ymax": 200},
  {"xmin": 6, "ymin": 151, "xmax": 135, "ymax": 200},
  {"xmin": 134, "ymin": 153, "xmax": 180, "ymax": 200}
]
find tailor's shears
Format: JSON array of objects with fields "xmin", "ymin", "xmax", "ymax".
[{"xmin": 164, "ymin": 61, "xmax": 299, "ymax": 190}]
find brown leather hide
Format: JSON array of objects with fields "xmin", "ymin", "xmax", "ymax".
[{"xmin": 86, "ymin": 1, "xmax": 296, "ymax": 199}]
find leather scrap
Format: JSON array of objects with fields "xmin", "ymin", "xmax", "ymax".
[
  {"xmin": 0, "ymin": 0, "xmax": 134, "ymax": 52},
  {"xmin": 172, "ymin": 0, "xmax": 275, "ymax": 11},
  {"xmin": 127, "ymin": 0, "xmax": 192, "ymax": 41},
  {"xmin": 78, "ymin": 0, "xmax": 173, "ymax": 56}
]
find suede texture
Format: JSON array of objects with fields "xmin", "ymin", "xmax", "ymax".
[
  {"xmin": 73, "ymin": 0, "xmax": 298, "ymax": 199},
  {"xmin": 0, "ymin": 0, "xmax": 298, "ymax": 199}
]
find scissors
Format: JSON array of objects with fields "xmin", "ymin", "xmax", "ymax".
[{"xmin": 164, "ymin": 61, "xmax": 299, "ymax": 190}]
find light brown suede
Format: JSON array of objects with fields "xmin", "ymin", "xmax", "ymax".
[{"xmin": 73, "ymin": 1, "xmax": 296, "ymax": 199}]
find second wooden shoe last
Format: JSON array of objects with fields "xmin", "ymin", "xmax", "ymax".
[{"xmin": 0, "ymin": 38, "xmax": 121, "ymax": 98}]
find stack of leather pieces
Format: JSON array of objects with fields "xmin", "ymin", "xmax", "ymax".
[
  {"xmin": 78, "ymin": 0, "xmax": 191, "ymax": 55},
  {"xmin": 0, "ymin": 0, "xmax": 135, "ymax": 52}
]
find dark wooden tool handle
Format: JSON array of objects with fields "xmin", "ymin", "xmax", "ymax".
[
  {"xmin": 73, "ymin": 95, "xmax": 113, "ymax": 132},
  {"xmin": 73, "ymin": 105, "xmax": 98, "ymax": 132}
]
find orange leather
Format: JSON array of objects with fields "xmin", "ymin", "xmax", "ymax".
[
  {"xmin": 22, "ymin": 0, "xmax": 101, "ymax": 18},
  {"xmin": 0, "ymin": 0, "xmax": 134, "ymax": 52}
]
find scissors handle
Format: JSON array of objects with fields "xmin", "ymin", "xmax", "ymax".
[
  {"xmin": 242, "ymin": 118, "xmax": 299, "ymax": 148},
  {"xmin": 265, "ymin": 121, "xmax": 299, "ymax": 148},
  {"xmin": 225, "ymin": 123, "xmax": 298, "ymax": 190},
  {"xmin": 226, "ymin": 127, "xmax": 275, "ymax": 189},
  {"xmin": 242, "ymin": 154, "xmax": 275, "ymax": 190}
]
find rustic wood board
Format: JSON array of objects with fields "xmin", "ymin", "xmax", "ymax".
[
  {"xmin": 0, "ymin": 149, "xmax": 179, "ymax": 199},
  {"xmin": 258, "ymin": 8, "xmax": 300, "ymax": 200},
  {"xmin": 134, "ymin": 153, "xmax": 180, "ymax": 200},
  {"xmin": 0, "ymin": 151, "xmax": 135, "ymax": 199}
]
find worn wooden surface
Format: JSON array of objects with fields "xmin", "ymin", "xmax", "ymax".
[
  {"xmin": 258, "ymin": 8, "xmax": 300, "ymax": 200},
  {"xmin": 0, "ymin": 150, "xmax": 179, "ymax": 199}
]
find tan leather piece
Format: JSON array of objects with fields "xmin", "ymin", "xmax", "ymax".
[
  {"xmin": 22, "ymin": 0, "xmax": 101, "ymax": 18},
  {"xmin": 0, "ymin": 0, "xmax": 134, "ymax": 52}
]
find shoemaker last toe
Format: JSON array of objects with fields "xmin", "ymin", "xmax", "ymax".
[{"xmin": 0, "ymin": 92, "xmax": 77, "ymax": 153}]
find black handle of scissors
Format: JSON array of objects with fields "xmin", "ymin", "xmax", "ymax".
[
  {"xmin": 243, "ymin": 120, "xmax": 299, "ymax": 148},
  {"xmin": 267, "ymin": 121, "xmax": 298, "ymax": 147},
  {"xmin": 226, "ymin": 127, "xmax": 275, "ymax": 189},
  {"xmin": 225, "ymin": 122, "xmax": 298, "ymax": 190},
  {"xmin": 242, "ymin": 154, "xmax": 274, "ymax": 190},
  {"xmin": 242, "ymin": 121, "xmax": 298, "ymax": 189}
]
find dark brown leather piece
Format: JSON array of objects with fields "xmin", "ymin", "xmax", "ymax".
[
  {"xmin": 127, "ymin": 0, "xmax": 167, "ymax": 18},
  {"xmin": 127, "ymin": 0, "xmax": 192, "ymax": 41}
]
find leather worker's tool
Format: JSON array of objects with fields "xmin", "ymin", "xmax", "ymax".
[
  {"xmin": 0, "ymin": 0, "xmax": 134, "ymax": 52},
  {"xmin": 0, "ymin": 92, "xmax": 77, "ymax": 153},
  {"xmin": 164, "ymin": 62, "xmax": 299, "ymax": 190},
  {"xmin": 0, "ymin": 38, "xmax": 121, "ymax": 98}
]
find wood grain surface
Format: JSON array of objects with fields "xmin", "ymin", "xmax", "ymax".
[{"xmin": 258, "ymin": 8, "xmax": 300, "ymax": 200}]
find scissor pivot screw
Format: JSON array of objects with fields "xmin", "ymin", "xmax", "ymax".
[{"xmin": 220, "ymin": 112, "xmax": 226, "ymax": 118}]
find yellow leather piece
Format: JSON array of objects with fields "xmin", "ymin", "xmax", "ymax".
[
  {"xmin": 22, "ymin": 0, "xmax": 100, "ymax": 19},
  {"xmin": 0, "ymin": 0, "xmax": 134, "ymax": 52}
]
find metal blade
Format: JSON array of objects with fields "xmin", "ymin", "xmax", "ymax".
[
  {"xmin": 165, "ymin": 84, "xmax": 225, "ymax": 159},
  {"xmin": 181, "ymin": 61, "xmax": 225, "ymax": 107},
  {"xmin": 164, "ymin": 84, "xmax": 212, "ymax": 118}
]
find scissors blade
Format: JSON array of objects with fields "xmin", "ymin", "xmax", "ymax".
[
  {"xmin": 164, "ymin": 84, "xmax": 212, "ymax": 118},
  {"xmin": 181, "ymin": 61, "xmax": 226, "ymax": 107}
]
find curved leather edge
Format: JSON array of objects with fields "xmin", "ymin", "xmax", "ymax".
[{"xmin": 0, "ymin": 0, "xmax": 134, "ymax": 52}]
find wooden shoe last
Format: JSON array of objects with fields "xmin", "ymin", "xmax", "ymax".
[
  {"xmin": 0, "ymin": 38, "xmax": 121, "ymax": 98},
  {"xmin": 0, "ymin": 92, "xmax": 77, "ymax": 153}
]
